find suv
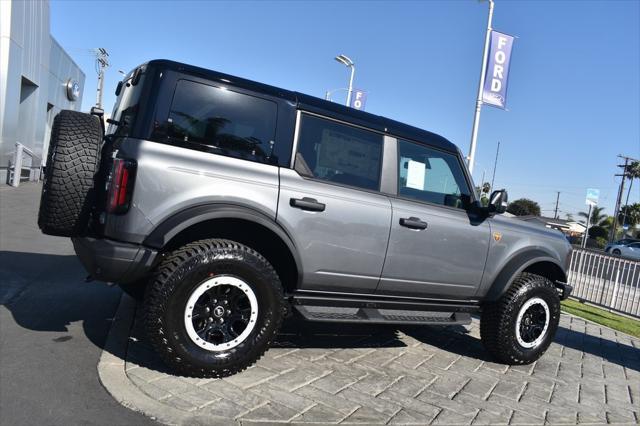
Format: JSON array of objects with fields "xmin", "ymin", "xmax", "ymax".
[{"xmin": 38, "ymin": 60, "xmax": 572, "ymax": 377}]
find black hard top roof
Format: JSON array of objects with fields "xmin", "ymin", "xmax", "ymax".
[{"xmin": 144, "ymin": 59, "xmax": 459, "ymax": 153}]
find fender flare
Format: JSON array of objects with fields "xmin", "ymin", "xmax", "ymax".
[
  {"xmin": 484, "ymin": 249, "xmax": 567, "ymax": 302},
  {"xmin": 143, "ymin": 203, "xmax": 302, "ymax": 281}
]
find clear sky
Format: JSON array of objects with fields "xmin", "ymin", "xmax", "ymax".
[{"xmin": 50, "ymin": 0, "xmax": 640, "ymax": 219}]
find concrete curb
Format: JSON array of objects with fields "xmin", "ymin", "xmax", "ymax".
[{"xmin": 97, "ymin": 294, "xmax": 233, "ymax": 426}]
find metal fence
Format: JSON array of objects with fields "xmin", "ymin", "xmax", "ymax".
[
  {"xmin": 8, "ymin": 142, "xmax": 38, "ymax": 187},
  {"xmin": 568, "ymin": 248, "xmax": 640, "ymax": 318}
]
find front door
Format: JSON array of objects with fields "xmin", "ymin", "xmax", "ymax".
[
  {"xmin": 378, "ymin": 139, "xmax": 491, "ymax": 299},
  {"xmin": 277, "ymin": 113, "xmax": 392, "ymax": 293}
]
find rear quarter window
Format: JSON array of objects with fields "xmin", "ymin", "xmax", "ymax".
[{"xmin": 154, "ymin": 79, "xmax": 278, "ymax": 164}]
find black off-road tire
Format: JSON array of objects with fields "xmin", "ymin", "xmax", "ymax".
[
  {"xmin": 480, "ymin": 272, "xmax": 560, "ymax": 364},
  {"xmin": 144, "ymin": 239, "xmax": 285, "ymax": 378},
  {"xmin": 38, "ymin": 110, "xmax": 103, "ymax": 237}
]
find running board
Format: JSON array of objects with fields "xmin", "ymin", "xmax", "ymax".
[{"xmin": 294, "ymin": 305, "xmax": 471, "ymax": 325}]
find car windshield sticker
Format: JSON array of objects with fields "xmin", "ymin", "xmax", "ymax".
[{"xmin": 406, "ymin": 160, "xmax": 426, "ymax": 190}]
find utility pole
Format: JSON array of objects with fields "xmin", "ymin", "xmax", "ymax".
[
  {"xmin": 94, "ymin": 48, "xmax": 110, "ymax": 109},
  {"xmin": 490, "ymin": 141, "xmax": 500, "ymax": 190},
  {"xmin": 467, "ymin": 0, "xmax": 495, "ymax": 174},
  {"xmin": 610, "ymin": 155, "xmax": 638, "ymax": 242},
  {"xmin": 554, "ymin": 191, "xmax": 560, "ymax": 219},
  {"xmin": 614, "ymin": 154, "xmax": 640, "ymax": 238}
]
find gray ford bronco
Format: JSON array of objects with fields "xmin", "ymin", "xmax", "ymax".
[{"xmin": 38, "ymin": 60, "xmax": 572, "ymax": 378}]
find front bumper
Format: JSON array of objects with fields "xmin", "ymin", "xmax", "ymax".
[
  {"xmin": 72, "ymin": 237, "xmax": 158, "ymax": 284},
  {"xmin": 554, "ymin": 282, "xmax": 573, "ymax": 300}
]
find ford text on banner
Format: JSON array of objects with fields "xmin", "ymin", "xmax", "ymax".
[
  {"xmin": 350, "ymin": 89, "xmax": 367, "ymax": 111},
  {"xmin": 482, "ymin": 31, "xmax": 514, "ymax": 109}
]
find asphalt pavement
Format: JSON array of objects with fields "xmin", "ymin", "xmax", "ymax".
[{"xmin": 0, "ymin": 183, "xmax": 155, "ymax": 426}]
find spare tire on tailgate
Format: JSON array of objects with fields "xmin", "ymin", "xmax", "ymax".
[{"xmin": 38, "ymin": 110, "xmax": 103, "ymax": 237}]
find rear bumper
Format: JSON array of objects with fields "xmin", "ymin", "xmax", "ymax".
[{"xmin": 72, "ymin": 237, "xmax": 158, "ymax": 284}]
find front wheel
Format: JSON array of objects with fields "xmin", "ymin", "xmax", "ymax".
[
  {"xmin": 612, "ymin": 249, "xmax": 621, "ymax": 256},
  {"xmin": 480, "ymin": 272, "xmax": 560, "ymax": 364},
  {"xmin": 144, "ymin": 239, "xmax": 285, "ymax": 377}
]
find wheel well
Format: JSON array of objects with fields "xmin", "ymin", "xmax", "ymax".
[
  {"xmin": 522, "ymin": 261, "xmax": 566, "ymax": 284},
  {"xmin": 163, "ymin": 218, "xmax": 299, "ymax": 293}
]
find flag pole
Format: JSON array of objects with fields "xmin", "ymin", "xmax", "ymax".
[{"xmin": 467, "ymin": 0, "xmax": 495, "ymax": 175}]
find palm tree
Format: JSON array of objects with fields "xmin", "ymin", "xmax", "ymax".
[
  {"xmin": 578, "ymin": 206, "xmax": 608, "ymax": 226},
  {"xmin": 618, "ymin": 203, "xmax": 640, "ymax": 228},
  {"xmin": 619, "ymin": 162, "xmax": 640, "ymax": 228}
]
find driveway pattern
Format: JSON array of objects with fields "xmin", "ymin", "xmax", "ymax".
[{"xmin": 122, "ymin": 307, "xmax": 640, "ymax": 425}]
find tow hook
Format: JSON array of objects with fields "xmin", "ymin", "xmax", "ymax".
[{"xmin": 554, "ymin": 282, "xmax": 573, "ymax": 300}]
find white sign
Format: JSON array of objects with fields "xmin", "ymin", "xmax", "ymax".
[
  {"xmin": 586, "ymin": 188, "xmax": 599, "ymax": 206},
  {"xmin": 406, "ymin": 160, "xmax": 426, "ymax": 190}
]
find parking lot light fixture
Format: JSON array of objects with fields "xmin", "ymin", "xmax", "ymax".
[{"xmin": 334, "ymin": 54, "xmax": 355, "ymax": 107}]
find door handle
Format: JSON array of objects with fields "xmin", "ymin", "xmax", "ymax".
[
  {"xmin": 290, "ymin": 197, "xmax": 325, "ymax": 212},
  {"xmin": 399, "ymin": 217, "xmax": 428, "ymax": 230}
]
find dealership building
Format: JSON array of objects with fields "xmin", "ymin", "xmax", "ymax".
[{"xmin": 0, "ymin": 0, "xmax": 85, "ymax": 184}]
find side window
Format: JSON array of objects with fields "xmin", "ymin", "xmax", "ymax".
[
  {"xmin": 397, "ymin": 139, "xmax": 471, "ymax": 209},
  {"xmin": 163, "ymin": 79, "xmax": 277, "ymax": 164},
  {"xmin": 294, "ymin": 114, "xmax": 383, "ymax": 191}
]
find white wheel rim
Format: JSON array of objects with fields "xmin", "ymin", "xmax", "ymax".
[
  {"xmin": 184, "ymin": 276, "xmax": 258, "ymax": 352},
  {"xmin": 515, "ymin": 297, "xmax": 550, "ymax": 349}
]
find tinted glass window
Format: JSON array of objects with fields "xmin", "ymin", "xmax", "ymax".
[
  {"xmin": 397, "ymin": 139, "xmax": 471, "ymax": 209},
  {"xmin": 295, "ymin": 114, "xmax": 383, "ymax": 191},
  {"xmin": 108, "ymin": 68, "xmax": 146, "ymax": 137},
  {"xmin": 163, "ymin": 79, "xmax": 277, "ymax": 164}
]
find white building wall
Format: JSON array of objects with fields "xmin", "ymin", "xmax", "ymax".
[{"xmin": 0, "ymin": 0, "xmax": 85, "ymax": 184}]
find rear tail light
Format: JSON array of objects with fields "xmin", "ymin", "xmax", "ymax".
[{"xmin": 107, "ymin": 158, "xmax": 137, "ymax": 214}]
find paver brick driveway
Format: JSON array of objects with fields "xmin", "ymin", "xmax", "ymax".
[{"xmin": 124, "ymin": 308, "xmax": 639, "ymax": 424}]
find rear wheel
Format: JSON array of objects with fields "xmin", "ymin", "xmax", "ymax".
[
  {"xmin": 480, "ymin": 272, "xmax": 560, "ymax": 364},
  {"xmin": 38, "ymin": 110, "xmax": 103, "ymax": 237},
  {"xmin": 612, "ymin": 249, "xmax": 621, "ymax": 256},
  {"xmin": 144, "ymin": 239, "xmax": 285, "ymax": 377}
]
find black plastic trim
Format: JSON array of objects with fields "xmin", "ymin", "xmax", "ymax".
[
  {"xmin": 483, "ymin": 250, "xmax": 568, "ymax": 301},
  {"xmin": 72, "ymin": 237, "xmax": 158, "ymax": 284},
  {"xmin": 143, "ymin": 203, "xmax": 303, "ymax": 284}
]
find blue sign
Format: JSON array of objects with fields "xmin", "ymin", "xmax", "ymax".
[
  {"xmin": 350, "ymin": 89, "xmax": 367, "ymax": 111},
  {"xmin": 482, "ymin": 31, "xmax": 515, "ymax": 109},
  {"xmin": 586, "ymin": 188, "xmax": 599, "ymax": 206}
]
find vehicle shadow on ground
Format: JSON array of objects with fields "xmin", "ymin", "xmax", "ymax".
[
  {"xmin": 1, "ymin": 251, "xmax": 126, "ymax": 354},
  {"xmin": 3, "ymin": 250, "xmax": 638, "ymax": 375}
]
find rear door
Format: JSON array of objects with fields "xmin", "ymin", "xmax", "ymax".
[
  {"xmin": 277, "ymin": 113, "xmax": 392, "ymax": 294},
  {"xmin": 377, "ymin": 139, "xmax": 491, "ymax": 299}
]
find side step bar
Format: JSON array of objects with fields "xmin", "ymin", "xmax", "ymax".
[
  {"xmin": 290, "ymin": 291, "xmax": 479, "ymax": 325},
  {"xmin": 295, "ymin": 305, "xmax": 471, "ymax": 325}
]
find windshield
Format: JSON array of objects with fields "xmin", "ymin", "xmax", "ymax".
[{"xmin": 107, "ymin": 67, "xmax": 146, "ymax": 137}]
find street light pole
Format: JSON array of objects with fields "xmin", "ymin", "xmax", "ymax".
[
  {"xmin": 467, "ymin": 0, "xmax": 495, "ymax": 174},
  {"xmin": 334, "ymin": 54, "xmax": 355, "ymax": 107},
  {"xmin": 346, "ymin": 64, "xmax": 355, "ymax": 107}
]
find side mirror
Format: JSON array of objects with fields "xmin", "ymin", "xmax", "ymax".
[{"xmin": 488, "ymin": 189, "xmax": 508, "ymax": 215}]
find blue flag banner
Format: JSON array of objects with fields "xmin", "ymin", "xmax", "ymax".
[
  {"xmin": 482, "ymin": 31, "xmax": 515, "ymax": 109},
  {"xmin": 350, "ymin": 89, "xmax": 367, "ymax": 111}
]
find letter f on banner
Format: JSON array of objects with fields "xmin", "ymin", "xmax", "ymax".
[{"xmin": 482, "ymin": 31, "xmax": 515, "ymax": 109}]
